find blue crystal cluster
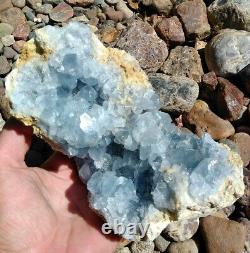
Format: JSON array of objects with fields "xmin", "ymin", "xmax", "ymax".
[{"xmin": 6, "ymin": 23, "xmax": 243, "ymax": 240}]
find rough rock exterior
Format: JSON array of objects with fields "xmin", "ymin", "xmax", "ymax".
[{"xmin": 5, "ymin": 22, "xmax": 245, "ymax": 241}]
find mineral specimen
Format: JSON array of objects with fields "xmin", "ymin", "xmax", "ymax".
[{"xmin": 5, "ymin": 22, "xmax": 244, "ymax": 240}]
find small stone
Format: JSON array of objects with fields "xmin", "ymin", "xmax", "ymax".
[
  {"xmin": 104, "ymin": 7, "xmax": 124, "ymax": 22},
  {"xmin": 22, "ymin": 6, "xmax": 36, "ymax": 21},
  {"xmin": 43, "ymin": 0, "xmax": 63, "ymax": 4},
  {"xmin": 36, "ymin": 4, "xmax": 53, "ymax": 14},
  {"xmin": 73, "ymin": 6, "xmax": 85, "ymax": 16},
  {"xmin": 88, "ymin": 17, "xmax": 99, "ymax": 26},
  {"xmin": 239, "ymin": 64, "xmax": 250, "ymax": 95},
  {"xmin": 208, "ymin": 0, "xmax": 250, "ymax": 32},
  {"xmin": 0, "ymin": 42, "xmax": 3, "ymax": 54},
  {"xmin": 149, "ymin": 74, "xmax": 199, "ymax": 113},
  {"xmin": 0, "ymin": 56, "xmax": 11, "ymax": 75},
  {"xmin": 229, "ymin": 133, "xmax": 250, "ymax": 166},
  {"xmin": 115, "ymin": 247, "xmax": 131, "ymax": 253},
  {"xmin": 216, "ymin": 77, "xmax": 245, "ymax": 121},
  {"xmin": 154, "ymin": 235, "xmax": 171, "ymax": 252},
  {"xmin": 166, "ymin": 240, "xmax": 198, "ymax": 253},
  {"xmin": 195, "ymin": 40, "xmax": 207, "ymax": 51},
  {"xmin": 12, "ymin": 40, "xmax": 25, "ymax": 52},
  {"xmin": 202, "ymin": 72, "xmax": 218, "ymax": 90},
  {"xmin": 142, "ymin": 0, "xmax": 173, "ymax": 15},
  {"xmin": 105, "ymin": 0, "xmax": 119, "ymax": 4},
  {"xmin": 3, "ymin": 47, "xmax": 17, "ymax": 59},
  {"xmin": 200, "ymin": 216, "xmax": 247, "ymax": 253},
  {"xmin": 184, "ymin": 100, "xmax": 235, "ymax": 140},
  {"xmin": 222, "ymin": 205, "xmax": 235, "ymax": 217},
  {"xmin": 70, "ymin": 15, "xmax": 89, "ymax": 23},
  {"xmin": 205, "ymin": 29, "xmax": 250, "ymax": 76},
  {"xmin": 176, "ymin": 0, "xmax": 211, "ymax": 40},
  {"xmin": 1, "ymin": 35, "xmax": 15, "ymax": 47},
  {"xmin": 49, "ymin": 2, "xmax": 74, "ymax": 22},
  {"xmin": 65, "ymin": 0, "xmax": 94, "ymax": 7},
  {"xmin": 161, "ymin": 46, "xmax": 203, "ymax": 83},
  {"xmin": 27, "ymin": 0, "xmax": 42, "ymax": 9},
  {"xmin": 0, "ymin": 23, "xmax": 14, "ymax": 38},
  {"xmin": 84, "ymin": 7, "xmax": 98, "ymax": 19},
  {"xmin": 116, "ymin": 0, "xmax": 133, "ymax": 19},
  {"xmin": 164, "ymin": 218, "xmax": 199, "ymax": 242},
  {"xmin": 130, "ymin": 241, "xmax": 154, "ymax": 253},
  {"xmin": 155, "ymin": 16, "xmax": 185, "ymax": 45},
  {"xmin": 37, "ymin": 14, "xmax": 50, "ymax": 23},
  {"xmin": 11, "ymin": 0, "xmax": 26, "ymax": 8},
  {"xmin": 100, "ymin": 26, "xmax": 119, "ymax": 43},
  {"xmin": 0, "ymin": 0, "xmax": 13, "ymax": 12},
  {"xmin": 13, "ymin": 22, "xmax": 30, "ymax": 40},
  {"xmin": 0, "ymin": 7, "xmax": 26, "ymax": 30},
  {"xmin": 117, "ymin": 20, "xmax": 168, "ymax": 72},
  {"xmin": 0, "ymin": 113, "xmax": 6, "ymax": 132}
]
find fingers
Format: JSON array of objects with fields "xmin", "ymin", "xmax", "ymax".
[{"xmin": 0, "ymin": 118, "xmax": 33, "ymax": 165}]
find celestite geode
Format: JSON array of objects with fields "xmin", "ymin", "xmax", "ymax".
[{"xmin": 6, "ymin": 22, "xmax": 244, "ymax": 240}]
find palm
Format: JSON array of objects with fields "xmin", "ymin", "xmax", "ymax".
[{"xmin": 0, "ymin": 121, "xmax": 118, "ymax": 253}]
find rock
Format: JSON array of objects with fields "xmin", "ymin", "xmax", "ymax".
[
  {"xmin": 27, "ymin": 0, "xmax": 42, "ymax": 9},
  {"xmin": 0, "ymin": 7, "xmax": 26, "ymax": 30},
  {"xmin": 0, "ymin": 0, "xmax": 13, "ymax": 12},
  {"xmin": 200, "ymin": 216, "xmax": 247, "ymax": 253},
  {"xmin": 100, "ymin": 26, "xmax": 119, "ymax": 43},
  {"xmin": 229, "ymin": 133, "xmax": 250, "ymax": 166},
  {"xmin": 216, "ymin": 77, "xmax": 245, "ymax": 121},
  {"xmin": 130, "ymin": 241, "xmax": 154, "ymax": 253},
  {"xmin": 222, "ymin": 205, "xmax": 235, "ymax": 217},
  {"xmin": 155, "ymin": 16, "xmax": 185, "ymax": 45},
  {"xmin": 70, "ymin": 15, "xmax": 89, "ymax": 23},
  {"xmin": 166, "ymin": 240, "xmax": 198, "ymax": 253},
  {"xmin": 115, "ymin": 247, "xmax": 131, "ymax": 253},
  {"xmin": 149, "ymin": 73, "xmax": 199, "ymax": 113},
  {"xmin": 0, "ymin": 42, "xmax": 3, "ymax": 54},
  {"xmin": 142, "ymin": 0, "xmax": 173, "ymax": 15},
  {"xmin": 161, "ymin": 46, "xmax": 203, "ymax": 83},
  {"xmin": 176, "ymin": 0, "xmax": 211, "ymax": 40},
  {"xmin": 184, "ymin": 100, "xmax": 235, "ymax": 140},
  {"xmin": 104, "ymin": 7, "xmax": 124, "ymax": 22},
  {"xmin": 3, "ymin": 47, "xmax": 18, "ymax": 59},
  {"xmin": 0, "ymin": 56, "xmax": 11, "ymax": 75},
  {"xmin": 13, "ymin": 22, "xmax": 30, "ymax": 40},
  {"xmin": 11, "ymin": 0, "xmax": 25, "ymax": 8},
  {"xmin": 208, "ymin": 0, "xmax": 250, "ymax": 32},
  {"xmin": 0, "ymin": 113, "xmax": 6, "ymax": 132},
  {"xmin": 65, "ymin": 0, "xmax": 94, "ymax": 7},
  {"xmin": 105, "ymin": 0, "xmax": 120, "ymax": 4},
  {"xmin": 49, "ymin": 2, "xmax": 74, "ymax": 22},
  {"xmin": 0, "ymin": 23, "xmax": 14, "ymax": 38},
  {"xmin": 37, "ymin": 13, "xmax": 50, "ymax": 23},
  {"xmin": 200, "ymin": 72, "xmax": 218, "ymax": 102},
  {"xmin": 154, "ymin": 235, "xmax": 170, "ymax": 252},
  {"xmin": 205, "ymin": 29, "xmax": 250, "ymax": 76},
  {"xmin": 117, "ymin": 20, "xmax": 168, "ymax": 72},
  {"xmin": 1, "ymin": 35, "xmax": 15, "ymax": 46},
  {"xmin": 36, "ymin": 4, "xmax": 53, "ymax": 14},
  {"xmin": 22, "ymin": 6, "xmax": 36, "ymax": 21},
  {"xmin": 238, "ymin": 218, "xmax": 250, "ymax": 253},
  {"xmin": 163, "ymin": 218, "xmax": 199, "ymax": 242},
  {"xmin": 239, "ymin": 64, "xmax": 250, "ymax": 95},
  {"xmin": 116, "ymin": 0, "xmax": 133, "ymax": 19},
  {"xmin": 43, "ymin": 0, "xmax": 63, "ymax": 4},
  {"xmin": 12, "ymin": 40, "xmax": 25, "ymax": 52}
]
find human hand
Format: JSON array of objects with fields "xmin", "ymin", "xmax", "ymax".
[{"xmin": 0, "ymin": 120, "xmax": 119, "ymax": 253}]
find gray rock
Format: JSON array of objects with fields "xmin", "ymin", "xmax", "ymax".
[
  {"xmin": 0, "ymin": 23, "xmax": 14, "ymax": 38},
  {"xmin": 131, "ymin": 241, "xmax": 154, "ymax": 253},
  {"xmin": 149, "ymin": 73, "xmax": 199, "ymax": 113},
  {"xmin": 161, "ymin": 46, "xmax": 204, "ymax": 82},
  {"xmin": 22, "ymin": 6, "xmax": 36, "ymax": 21},
  {"xmin": 239, "ymin": 64, "xmax": 250, "ymax": 95},
  {"xmin": 205, "ymin": 29, "xmax": 250, "ymax": 76},
  {"xmin": 167, "ymin": 240, "xmax": 198, "ymax": 253},
  {"xmin": 1, "ymin": 35, "xmax": 15, "ymax": 47},
  {"xmin": 0, "ymin": 42, "xmax": 3, "ymax": 54},
  {"xmin": 154, "ymin": 235, "xmax": 171, "ymax": 252},
  {"xmin": 36, "ymin": 3, "xmax": 53, "ymax": 14},
  {"xmin": 208, "ymin": 0, "xmax": 250, "ymax": 32},
  {"xmin": 105, "ymin": 0, "xmax": 120, "ymax": 4},
  {"xmin": 164, "ymin": 218, "xmax": 199, "ymax": 242},
  {"xmin": 117, "ymin": 20, "xmax": 168, "ymax": 72},
  {"xmin": 3, "ymin": 47, "xmax": 17, "ymax": 59},
  {"xmin": 116, "ymin": 0, "xmax": 133, "ymax": 19},
  {"xmin": 49, "ymin": 2, "xmax": 74, "ymax": 22},
  {"xmin": 11, "ymin": 0, "xmax": 26, "ymax": 8},
  {"xmin": 27, "ymin": 0, "xmax": 42, "ymax": 9},
  {"xmin": 115, "ymin": 247, "xmax": 131, "ymax": 253},
  {"xmin": 42, "ymin": 0, "xmax": 62, "ymax": 3},
  {"xmin": 0, "ymin": 113, "xmax": 6, "ymax": 131},
  {"xmin": 0, "ymin": 56, "xmax": 11, "ymax": 75}
]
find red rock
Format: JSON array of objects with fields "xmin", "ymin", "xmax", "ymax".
[
  {"xmin": 216, "ymin": 77, "xmax": 245, "ymax": 121},
  {"xmin": 49, "ymin": 2, "xmax": 74, "ymax": 22},
  {"xmin": 200, "ymin": 71, "xmax": 218, "ymax": 102},
  {"xmin": 117, "ymin": 20, "xmax": 168, "ymax": 72},
  {"xmin": 66, "ymin": 0, "xmax": 94, "ymax": 7},
  {"xmin": 0, "ymin": 0, "xmax": 13, "ymax": 12},
  {"xmin": 0, "ymin": 7, "xmax": 26, "ymax": 30},
  {"xmin": 12, "ymin": 40, "xmax": 25, "ymax": 52},
  {"xmin": 13, "ymin": 22, "xmax": 30, "ymax": 40},
  {"xmin": 104, "ymin": 7, "xmax": 124, "ymax": 22},
  {"xmin": 176, "ymin": 0, "xmax": 210, "ymax": 40},
  {"xmin": 156, "ymin": 16, "xmax": 185, "ymax": 45}
]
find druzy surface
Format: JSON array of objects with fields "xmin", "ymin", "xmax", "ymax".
[{"xmin": 6, "ymin": 22, "xmax": 244, "ymax": 240}]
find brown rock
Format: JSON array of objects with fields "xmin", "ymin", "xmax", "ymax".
[
  {"xmin": 12, "ymin": 39, "xmax": 25, "ymax": 52},
  {"xmin": 200, "ymin": 216, "xmax": 246, "ymax": 253},
  {"xmin": 49, "ymin": 2, "xmax": 73, "ymax": 22},
  {"xmin": 216, "ymin": 77, "xmax": 245, "ymax": 121},
  {"xmin": 65, "ymin": 0, "xmax": 94, "ymax": 7},
  {"xmin": 117, "ymin": 20, "xmax": 168, "ymax": 72},
  {"xmin": 27, "ymin": 0, "xmax": 42, "ymax": 9},
  {"xmin": 0, "ymin": 56, "xmax": 11, "ymax": 75},
  {"xmin": 0, "ymin": 7, "xmax": 26, "ymax": 30},
  {"xmin": 184, "ymin": 100, "xmax": 235, "ymax": 140},
  {"xmin": 100, "ymin": 26, "xmax": 119, "ymax": 44},
  {"xmin": 0, "ymin": 83, "xmax": 11, "ymax": 120},
  {"xmin": 0, "ymin": 0, "xmax": 13, "ymax": 12},
  {"xmin": 13, "ymin": 22, "xmax": 30, "ymax": 40},
  {"xmin": 104, "ymin": 7, "xmax": 124, "ymax": 22},
  {"xmin": 176, "ymin": 0, "xmax": 211, "ymax": 40},
  {"xmin": 155, "ymin": 16, "xmax": 185, "ymax": 45},
  {"xmin": 161, "ymin": 46, "xmax": 203, "ymax": 82},
  {"xmin": 200, "ymin": 71, "xmax": 218, "ymax": 101},
  {"xmin": 238, "ymin": 218, "xmax": 250, "ymax": 253},
  {"xmin": 229, "ymin": 133, "xmax": 250, "ymax": 167}
]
